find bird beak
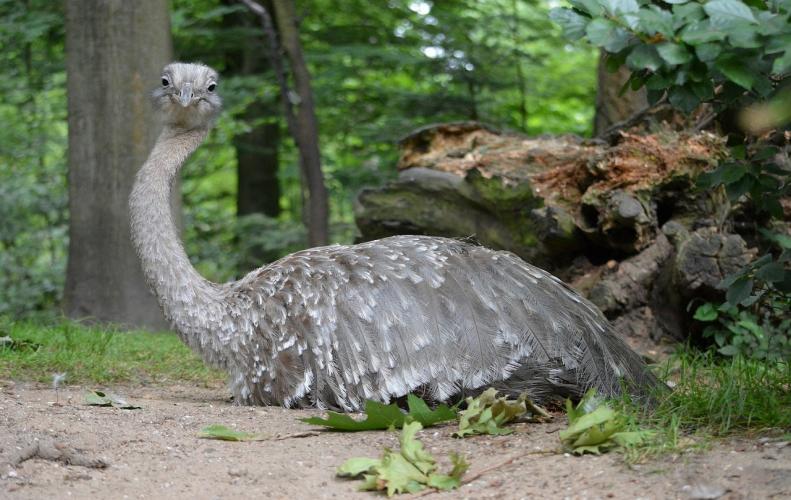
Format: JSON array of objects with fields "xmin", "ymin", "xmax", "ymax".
[{"xmin": 179, "ymin": 83, "xmax": 193, "ymax": 107}]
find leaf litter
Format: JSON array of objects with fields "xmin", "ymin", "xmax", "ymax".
[
  {"xmin": 559, "ymin": 389, "xmax": 652, "ymax": 455},
  {"xmin": 302, "ymin": 393, "xmax": 457, "ymax": 431},
  {"xmin": 337, "ymin": 421, "xmax": 468, "ymax": 496},
  {"xmin": 454, "ymin": 388, "xmax": 552, "ymax": 437}
]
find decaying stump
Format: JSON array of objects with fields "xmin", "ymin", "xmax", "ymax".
[{"xmin": 354, "ymin": 122, "xmax": 750, "ymax": 356}]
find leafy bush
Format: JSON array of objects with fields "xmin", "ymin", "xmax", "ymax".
[
  {"xmin": 692, "ymin": 228, "xmax": 790, "ymax": 359},
  {"xmin": 550, "ymin": 0, "xmax": 790, "ymax": 113}
]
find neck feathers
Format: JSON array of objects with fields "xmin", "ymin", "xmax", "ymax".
[{"xmin": 130, "ymin": 126, "xmax": 224, "ymax": 339}]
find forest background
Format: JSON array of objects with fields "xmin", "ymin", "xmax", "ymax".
[
  {"xmin": 0, "ymin": 0, "xmax": 788, "ymax": 362},
  {"xmin": 0, "ymin": 0, "xmax": 602, "ymax": 321}
]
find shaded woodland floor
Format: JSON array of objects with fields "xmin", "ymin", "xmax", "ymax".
[{"xmin": 1, "ymin": 382, "xmax": 789, "ymax": 499}]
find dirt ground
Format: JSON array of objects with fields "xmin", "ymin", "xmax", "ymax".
[{"xmin": 1, "ymin": 382, "xmax": 789, "ymax": 500}]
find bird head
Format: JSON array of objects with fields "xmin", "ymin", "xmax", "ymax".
[{"xmin": 152, "ymin": 62, "xmax": 222, "ymax": 130}]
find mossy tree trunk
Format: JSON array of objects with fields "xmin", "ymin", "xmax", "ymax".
[{"xmin": 63, "ymin": 0, "xmax": 172, "ymax": 329}]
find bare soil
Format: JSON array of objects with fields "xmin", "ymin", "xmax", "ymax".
[{"xmin": 1, "ymin": 382, "xmax": 789, "ymax": 500}]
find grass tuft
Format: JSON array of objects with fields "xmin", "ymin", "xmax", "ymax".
[
  {"xmin": 617, "ymin": 348, "xmax": 791, "ymax": 462},
  {"xmin": 0, "ymin": 317, "xmax": 224, "ymax": 386}
]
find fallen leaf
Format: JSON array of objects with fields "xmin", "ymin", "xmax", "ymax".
[
  {"xmin": 84, "ymin": 390, "xmax": 141, "ymax": 410},
  {"xmin": 454, "ymin": 388, "xmax": 549, "ymax": 437},
  {"xmin": 302, "ymin": 393, "xmax": 456, "ymax": 431},
  {"xmin": 559, "ymin": 389, "xmax": 652, "ymax": 455},
  {"xmin": 198, "ymin": 424, "xmax": 267, "ymax": 442},
  {"xmin": 337, "ymin": 421, "xmax": 467, "ymax": 496}
]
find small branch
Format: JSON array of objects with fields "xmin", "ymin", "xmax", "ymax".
[
  {"xmin": 598, "ymin": 95, "xmax": 669, "ymax": 144},
  {"xmin": 10, "ymin": 441, "xmax": 108, "ymax": 469},
  {"xmin": 274, "ymin": 430, "xmax": 320, "ymax": 440}
]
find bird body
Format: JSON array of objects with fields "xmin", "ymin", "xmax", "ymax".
[{"xmin": 130, "ymin": 63, "xmax": 657, "ymax": 411}]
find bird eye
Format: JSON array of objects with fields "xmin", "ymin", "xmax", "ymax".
[
  {"xmin": 161, "ymin": 77, "xmax": 170, "ymax": 87},
  {"xmin": 207, "ymin": 83, "xmax": 216, "ymax": 92}
]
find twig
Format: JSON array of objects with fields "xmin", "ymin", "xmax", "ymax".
[
  {"xmin": 598, "ymin": 95, "xmax": 670, "ymax": 144},
  {"xmin": 693, "ymin": 110, "xmax": 718, "ymax": 132},
  {"xmin": 274, "ymin": 431, "xmax": 320, "ymax": 440},
  {"xmin": 10, "ymin": 441, "xmax": 108, "ymax": 468}
]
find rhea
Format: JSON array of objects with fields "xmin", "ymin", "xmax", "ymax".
[{"xmin": 130, "ymin": 62, "xmax": 657, "ymax": 410}]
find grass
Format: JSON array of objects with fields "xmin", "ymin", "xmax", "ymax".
[
  {"xmin": 0, "ymin": 317, "xmax": 225, "ymax": 386},
  {"xmin": 618, "ymin": 348, "xmax": 791, "ymax": 462}
]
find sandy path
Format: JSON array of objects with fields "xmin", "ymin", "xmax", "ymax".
[{"xmin": 1, "ymin": 382, "xmax": 789, "ymax": 499}]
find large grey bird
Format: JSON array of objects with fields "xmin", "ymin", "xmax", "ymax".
[{"xmin": 130, "ymin": 62, "xmax": 658, "ymax": 411}]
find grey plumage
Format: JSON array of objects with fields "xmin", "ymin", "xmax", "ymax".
[{"xmin": 130, "ymin": 62, "xmax": 658, "ymax": 411}]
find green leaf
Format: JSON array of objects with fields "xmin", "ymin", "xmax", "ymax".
[
  {"xmin": 559, "ymin": 389, "xmax": 645, "ymax": 455},
  {"xmin": 726, "ymin": 277, "xmax": 754, "ymax": 305},
  {"xmin": 549, "ymin": 9, "xmax": 590, "ymax": 40},
  {"xmin": 674, "ymin": 2, "xmax": 706, "ymax": 25},
  {"xmin": 755, "ymin": 262, "xmax": 786, "ymax": 283},
  {"xmin": 694, "ymin": 303, "xmax": 719, "ymax": 322},
  {"xmin": 337, "ymin": 457, "xmax": 380, "ymax": 477},
  {"xmin": 720, "ymin": 163, "xmax": 747, "ymax": 184},
  {"xmin": 760, "ymin": 229, "xmax": 791, "ymax": 249},
  {"xmin": 668, "ymin": 85, "xmax": 700, "ymax": 113},
  {"xmin": 85, "ymin": 390, "xmax": 141, "ymax": 409},
  {"xmin": 715, "ymin": 57, "xmax": 755, "ymax": 89},
  {"xmin": 704, "ymin": 0, "xmax": 758, "ymax": 28},
  {"xmin": 601, "ymin": 0, "xmax": 640, "ymax": 15},
  {"xmin": 725, "ymin": 174, "xmax": 754, "ymax": 200},
  {"xmin": 766, "ymin": 35, "xmax": 791, "ymax": 55},
  {"xmin": 626, "ymin": 45, "xmax": 663, "ymax": 71},
  {"xmin": 377, "ymin": 452, "xmax": 429, "ymax": 496},
  {"xmin": 198, "ymin": 424, "xmax": 267, "ymax": 441},
  {"xmin": 585, "ymin": 18, "xmax": 632, "ymax": 52},
  {"xmin": 569, "ymin": 0, "xmax": 604, "ymax": 16},
  {"xmin": 337, "ymin": 422, "xmax": 466, "ymax": 496},
  {"xmin": 301, "ymin": 394, "xmax": 456, "ymax": 431},
  {"xmin": 637, "ymin": 6, "xmax": 675, "ymax": 36},
  {"xmin": 728, "ymin": 23, "xmax": 762, "ymax": 48},
  {"xmin": 695, "ymin": 43, "xmax": 722, "ymax": 61},
  {"xmin": 772, "ymin": 50, "xmax": 791, "ymax": 74},
  {"xmin": 656, "ymin": 42, "xmax": 692, "ymax": 65},
  {"xmin": 680, "ymin": 20, "xmax": 727, "ymax": 44},
  {"xmin": 404, "ymin": 394, "xmax": 458, "ymax": 427}
]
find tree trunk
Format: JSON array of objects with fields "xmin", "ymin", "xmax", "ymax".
[
  {"xmin": 593, "ymin": 51, "xmax": 647, "ymax": 136},
  {"xmin": 63, "ymin": 0, "xmax": 173, "ymax": 330},
  {"xmin": 221, "ymin": 1, "xmax": 282, "ymax": 267},
  {"xmin": 271, "ymin": 0, "xmax": 329, "ymax": 246}
]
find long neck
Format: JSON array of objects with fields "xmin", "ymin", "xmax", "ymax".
[{"xmin": 130, "ymin": 126, "xmax": 223, "ymax": 335}]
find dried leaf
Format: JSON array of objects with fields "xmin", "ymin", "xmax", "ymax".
[{"xmin": 454, "ymin": 388, "xmax": 549, "ymax": 437}]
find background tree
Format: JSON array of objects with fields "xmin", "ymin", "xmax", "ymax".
[
  {"xmin": 63, "ymin": 0, "xmax": 173, "ymax": 329},
  {"xmin": 242, "ymin": 0, "xmax": 330, "ymax": 246}
]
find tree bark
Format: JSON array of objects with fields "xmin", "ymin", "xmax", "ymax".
[
  {"xmin": 593, "ymin": 51, "xmax": 648, "ymax": 136},
  {"xmin": 240, "ymin": 0, "xmax": 330, "ymax": 247},
  {"xmin": 221, "ymin": 0, "xmax": 282, "ymax": 222},
  {"xmin": 270, "ymin": 0, "xmax": 329, "ymax": 246},
  {"xmin": 63, "ymin": 0, "xmax": 173, "ymax": 329}
]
